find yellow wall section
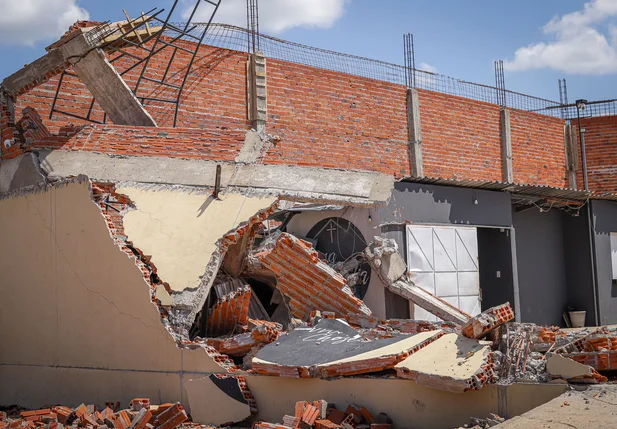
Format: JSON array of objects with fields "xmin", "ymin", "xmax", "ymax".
[
  {"xmin": 0, "ymin": 180, "xmax": 224, "ymax": 408},
  {"xmin": 116, "ymin": 187, "xmax": 277, "ymax": 292}
]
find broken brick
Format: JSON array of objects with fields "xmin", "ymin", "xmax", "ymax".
[
  {"xmin": 156, "ymin": 403, "xmax": 186, "ymax": 429},
  {"xmin": 462, "ymin": 303, "xmax": 514, "ymax": 339}
]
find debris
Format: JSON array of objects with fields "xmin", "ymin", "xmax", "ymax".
[
  {"xmin": 546, "ymin": 354, "xmax": 608, "ymax": 383},
  {"xmin": 254, "ymin": 401, "xmax": 392, "ymax": 429},
  {"xmin": 462, "ymin": 303, "xmax": 515, "ymax": 339},
  {"xmin": 395, "ymin": 332, "xmax": 496, "ymax": 392},
  {"xmin": 252, "ymin": 232, "xmax": 371, "ymax": 320},
  {"xmin": 206, "ymin": 285, "xmax": 252, "ymax": 337},
  {"xmin": 251, "ymin": 318, "xmax": 443, "ymax": 378},
  {"xmin": 363, "ymin": 237, "xmax": 470, "ymax": 325}
]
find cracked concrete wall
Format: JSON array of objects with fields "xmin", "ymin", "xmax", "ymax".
[
  {"xmin": 0, "ymin": 179, "xmax": 226, "ymax": 409},
  {"xmin": 116, "ymin": 185, "xmax": 277, "ymax": 292}
]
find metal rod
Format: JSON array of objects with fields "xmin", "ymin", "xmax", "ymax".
[
  {"xmin": 213, "ymin": 164, "xmax": 222, "ymax": 199},
  {"xmin": 173, "ymin": 0, "xmax": 222, "ymax": 127},
  {"xmin": 49, "ymin": 71, "xmax": 66, "ymax": 120}
]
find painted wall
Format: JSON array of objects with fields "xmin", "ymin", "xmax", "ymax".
[
  {"xmin": 246, "ymin": 377, "xmax": 566, "ymax": 429},
  {"xmin": 477, "ymin": 228, "xmax": 516, "ymax": 311},
  {"xmin": 0, "ymin": 179, "xmax": 224, "ymax": 408},
  {"xmin": 513, "ymin": 209, "xmax": 568, "ymax": 326},
  {"xmin": 592, "ymin": 200, "xmax": 617, "ymax": 325},
  {"xmin": 562, "ymin": 210, "xmax": 598, "ymax": 325},
  {"xmin": 380, "ymin": 183, "xmax": 513, "ymax": 228}
]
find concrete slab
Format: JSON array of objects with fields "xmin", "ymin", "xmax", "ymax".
[
  {"xmin": 184, "ymin": 375, "xmax": 255, "ymax": 426},
  {"xmin": 37, "ymin": 150, "xmax": 393, "ymax": 207},
  {"xmin": 252, "ymin": 318, "xmax": 443, "ymax": 378},
  {"xmin": 547, "ymin": 354, "xmax": 603, "ymax": 382},
  {"xmin": 116, "ymin": 185, "xmax": 276, "ymax": 292},
  {"xmin": 395, "ymin": 333, "xmax": 493, "ymax": 393}
]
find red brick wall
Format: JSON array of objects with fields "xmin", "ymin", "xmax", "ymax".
[
  {"xmin": 264, "ymin": 59, "xmax": 410, "ymax": 177},
  {"xmin": 3, "ymin": 39, "xmax": 571, "ymax": 187},
  {"xmin": 418, "ymin": 90, "xmax": 502, "ymax": 181},
  {"xmin": 576, "ymin": 116, "xmax": 617, "ymax": 193},
  {"xmin": 19, "ymin": 107, "xmax": 242, "ymax": 161},
  {"xmin": 510, "ymin": 109, "xmax": 567, "ymax": 188},
  {"xmin": 14, "ymin": 40, "xmax": 250, "ymax": 135}
]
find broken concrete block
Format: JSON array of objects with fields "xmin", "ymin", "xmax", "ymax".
[
  {"xmin": 155, "ymin": 403, "xmax": 187, "ymax": 429},
  {"xmin": 462, "ymin": 303, "xmax": 514, "ymax": 339},
  {"xmin": 252, "ymin": 318, "xmax": 443, "ymax": 378},
  {"xmin": 282, "ymin": 415, "xmax": 300, "ymax": 429},
  {"xmin": 253, "ymin": 232, "xmax": 371, "ymax": 320},
  {"xmin": 395, "ymin": 332, "xmax": 495, "ymax": 393},
  {"xmin": 547, "ymin": 354, "xmax": 608, "ymax": 383},
  {"xmin": 185, "ymin": 374, "xmax": 256, "ymax": 426},
  {"xmin": 363, "ymin": 237, "xmax": 407, "ymax": 285}
]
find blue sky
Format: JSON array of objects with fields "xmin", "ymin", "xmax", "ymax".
[{"xmin": 1, "ymin": 0, "xmax": 616, "ymax": 102}]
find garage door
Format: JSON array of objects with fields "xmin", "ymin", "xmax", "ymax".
[{"xmin": 406, "ymin": 225, "xmax": 481, "ymax": 321}]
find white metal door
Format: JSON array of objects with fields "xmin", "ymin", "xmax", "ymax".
[{"xmin": 406, "ymin": 225, "xmax": 481, "ymax": 321}]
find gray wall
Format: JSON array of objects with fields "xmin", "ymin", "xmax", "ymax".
[
  {"xmin": 562, "ymin": 209, "xmax": 598, "ymax": 325},
  {"xmin": 477, "ymin": 228, "xmax": 515, "ymax": 312},
  {"xmin": 592, "ymin": 200, "xmax": 617, "ymax": 325},
  {"xmin": 380, "ymin": 183, "xmax": 513, "ymax": 227},
  {"xmin": 513, "ymin": 209, "xmax": 568, "ymax": 326}
]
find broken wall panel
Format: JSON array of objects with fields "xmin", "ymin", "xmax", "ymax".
[
  {"xmin": 115, "ymin": 186, "xmax": 277, "ymax": 293},
  {"xmin": 254, "ymin": 233, "xmax": 371, "ymax": 320},
  {"xmin": 0, "ymin": 178, "xmax": 237, "ymax": 410},
  {"xmin": 394, "ymin": 333, "xmax": 495, "ymax": 393},
  {"xmin": 185, "ymin": 374, "xmax": 257, "ymax": 426},
  {"xmin": 214, "ymin": 279, "xmax": 270, "ymax": 321}
]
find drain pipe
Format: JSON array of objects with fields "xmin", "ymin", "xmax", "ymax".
[{"xmin": 577, "ymin": 99, "xmax": 601, "ymax": 326}]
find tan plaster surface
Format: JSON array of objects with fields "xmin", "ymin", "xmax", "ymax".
[{"xmin": 117, "ymin": 187, "xmax": 276, "ymax": 292}]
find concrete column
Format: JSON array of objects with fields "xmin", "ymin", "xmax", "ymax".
[
  {"xmin": 564, "ymin": 123, "xmax": 578, "ymax": 189},
  {"xmin": 60, "ymin": 34, "xmax": 157, "ymax": 127},
  {"xmin": 500, "ymin": 108, "xmax": 513, "ymax": 183},
  {"xmin": 509, "ymin": 227, "xmax": 522, "ymax": 323},
  {"xmin": 406, "ymin": 88, "xmax": 423, "ymax": 177},
  {"xmin": 247, "ymin": 52, "xmax": 267, "ymax": 133}
]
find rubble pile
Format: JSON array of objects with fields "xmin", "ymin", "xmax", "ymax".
[
  {"xmin": 0, "ymin": 401, "xmax": 209, "ymax": 429},
  {"xmin": 456, "ymin": 414, "xmax": 505, "ymax": 429},
  {"xmin": 254, "ymin": 401, "xmax": 393, "ymax": 429}
]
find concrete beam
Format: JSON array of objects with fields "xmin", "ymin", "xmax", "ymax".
[
  {"xmin": 247, "ymin": 52, "xmax": 267, "ymax": 133},
  {"xmin": 59, "ymin": 35, "xmax": 157, "ymax": 127},
  {"xmin": 406, "ymin": 88, "xmax": 423, "ymax": 177},
  {"xmin": 1, "ymin": 50, "xmax": 66, "ymax": 96},
  {"xmin": 37, "ymin": 150, "xmax": 394, "ymax": 207},
  {"xmin": 364, "ymin": 237, "xmax": 470, "ymax": 325},
  {"xmin": 501, "ymin": 108, "xmax": 513, "ymax": 183},
  {"xmin": 564, "ymin": 123, "xmax": 578, "ymax": 189}
]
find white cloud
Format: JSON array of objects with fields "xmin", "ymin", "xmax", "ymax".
[
  {"xmin": 418, "ymin": 62, "xmax": 437, "ymax": 74},
  {"xmin": 0, "ymin": 0, "xmax": 89, "ymax": 46},
  {"xmin": 505, "ymin": 0, "xmax": 617, "ymax": 75},
  {"xmin": 185, "ymin": 0, "xmax": 348, "ymax": 34}
]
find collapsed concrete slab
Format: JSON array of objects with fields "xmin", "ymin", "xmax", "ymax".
[
  {"xmin": 184, "ymin": 374, "xmax": 257, "ymax": 426},
  {"xmin": 364, "ymin": 237, "xmax": 471, "ymax": 325},
  {"xmin": 546, "ymin": 354, "xmax": 607, "ymax": 383},
  {"xmin": 251, "ymin": 318, "xmax": 443, "ymax": 378},
  {"xmin": 394, "ymin": 333, "xmax": 495, "ymax": 393},
  {"xmin": 115, "ymin": 185, "xmax": 277, "ymax": 294},
  {"xmin": 37, "ymin": 150, "xmax": 394, "ymax": 207},
  {"xmin": 252, "ymin": 232, "xmax": 371, "ymax": 320}
]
